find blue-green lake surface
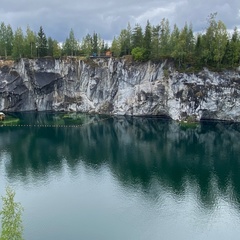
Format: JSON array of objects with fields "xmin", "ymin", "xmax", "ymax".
[{"xmin": 1, "ymin": 112, "xmax": 240, "ymax": 240}]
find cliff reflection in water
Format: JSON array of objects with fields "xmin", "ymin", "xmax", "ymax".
[{"xmin": 1, "ymin": 112, "xmax": 240, "ymax": 209}]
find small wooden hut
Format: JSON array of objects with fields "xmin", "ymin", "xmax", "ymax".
[
  {"xmin": 105, "ymin": 50, "xmax": 112, "ymax": 57},
  {"xmin": 0, "ymin": 112, "xmax": 5, "ymax": 121}
]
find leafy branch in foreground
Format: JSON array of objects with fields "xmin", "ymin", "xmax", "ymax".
[{"xmin": 0, "ymin": 187, "xmax": 24, "ymax": 240}]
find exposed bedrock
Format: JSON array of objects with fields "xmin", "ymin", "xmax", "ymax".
[{"xmin": 0, "ymin": 58, "xmax": 240, "ymax": 122}]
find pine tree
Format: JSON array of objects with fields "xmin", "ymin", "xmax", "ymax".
[
  {"xmin": 37, "ymin": 26, "xmax": 47, "ymax": 57},
  {"xmin": 194, "ymin": 34, "xmax": 204, "ymax": 67},
  {"xmin": 223, "ymin": 40, "xmax": 232, "ymax": 67},
  {"xmin": 63, "ymin": 29, "xmax": 79, "ymax": 56},
  {"xmin": 144, "ymin": 20, "xmax": 152, "ymax": 60},
  {"xmin": 159, "ymin": 18, "xmax": 171, "ymax": 57},
  {"xmin": 92, "ymin": 32, "xmax": 98, "ymax": 55},
  {"xmin": 150, "ymin": 24, "xmax": 160, "ymax": 61},
  {"xmin": 132, "ymin": 24, "xmax": 144, "ymax": 49},
  {"xmin": 170, "ymin": 24, "xmax": 180, "ymax": 65},
  {"xmin": 230, "ymin": 27, "xmax": 240, "ymax": 66}
]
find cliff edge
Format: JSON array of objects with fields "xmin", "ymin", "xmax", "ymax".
[{"xmin": 0, "ymin": 57, "xmax": 240, "ymax": 122}]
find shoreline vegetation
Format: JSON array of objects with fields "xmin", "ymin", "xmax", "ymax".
[
  {"xmin": 0, "ymin": 187, "xmax": 24, "ymax": 240},
  {"xmin": 2, "ymin": 112, "xmax": 240, "ymax": 128},
  {"xmin": 0, "ymin": 13, "xmax": 239, "ymax": 71},
  {"xmin": 0, "ymin": 113, "xmax": 235, "ymax": 129},
  {"xmin": 0, "ymin": 115, "xmax": 20, "ymax": 125}
]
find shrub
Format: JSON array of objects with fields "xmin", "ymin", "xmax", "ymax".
[
  {"xmin": 131, "ymin": 47, "xmax": 147, "ymax": 62},
  {"xmin": 0, "ymin": 187, "xmax": 24, "ymax": 240}
]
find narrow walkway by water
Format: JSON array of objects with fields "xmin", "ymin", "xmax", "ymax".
[{"xmin": 0, "ymin": 116, "xmax": 113, "ymax": 128}]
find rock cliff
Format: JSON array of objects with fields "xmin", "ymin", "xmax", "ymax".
[{"xmin": 0, "ymin": 57, "xmax": 240, "ymax": 121}]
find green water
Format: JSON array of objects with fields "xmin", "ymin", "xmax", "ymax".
[{"xmin": 0, "ymin": 112, "xmax": 240, "ymax": 240}]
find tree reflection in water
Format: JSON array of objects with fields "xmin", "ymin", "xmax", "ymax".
[{"xmin": 1, "ymin": 112, "xmax": 240, "ymax": 211}]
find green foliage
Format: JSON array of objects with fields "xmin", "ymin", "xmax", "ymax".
[
  {"xmin": 52, "ymin": 40, "xmax": 62, "ymax": 58},
  {"xmin": 179, "ymin": 115, "xmax": 199, "ymax": 129},
  {"xmin": 92, "ymin": 32, "xmax": 98, "ymax": 55},
  {"xmin": 144, "ymin": 20, "xmax": 152, "ymax": 60},
  {"xmin": 131, "ymin": 47, "xmax": 147, "ymax": 61},
  {"xmin": 198, "ymin": 13, "xmax": 228, "ymax": 68},
  {"xmin": 180, "ymin": 121, "xmax": 199, "ymax": 129},
  {"xmin": 63, "ymin": 29, "xmax": 79, "ymax": 56},
  {"xmin": 0, "ymin": 115, "xmax": 20, "ymax": 125},
  {"xmin": 0, "ymin": 187, "xmax": 24, "ymax": 240},
  {"xmin": 111, "ymin": 37, "xmax": 121, "ymax": 57},
  {"xmin": 159, "ymin": 18, "xmax": 171, "ymax": 57},
  {"xmin": 0, "ymin": 13, "xmax": 239, "ymax": 70},
  {"xmin": 12, "ymin": 27, "xmax": 25, "ymax": 60},
  {"xmin": 194, "ymin": 34, "xmax": 203, "ymax": 66},
  {"xmin": 150, "ymin": 24, "xmax": 161, "ymax": 60},
  {"xmin": 169, "ymin": 24, "xmax": 180, "ymax": 60},
  {"xmin": 212, "ymin": 21, "xmax": 228, "ymax": 67},
  {"xmin": 37, "ymin": 26, "xmax": 47, "ymax": 57},
  {"xmin": 223, "ymin": 27, "xmax": 240, "ymax": 67},
  {"xmin": 81, "ymin": 34, "xmax": 93, "ymax": 57},
  {"xmin": 132, "ymin": 24, "xmax": 144, "ymax": 49},
  {"xmin": 0, "ymin": 22, "xmax": 13, "ymax": 58},
  {"xmin": 24, "ymin": 26, "xmax": 37, "ymax": 58},
  {"xmin": 0, "ymin": 22, "xmax": 8, "ymax": 57},
  {"xmin": 163, "ymin": 69, "xmax": 169, "ymax": 79},
  {"xmin": 118, "ymin": 27, "xmax": 132, "ymax": 56},
  {"xmin": 47, "ymin": 37, "xmax": 54, "ymax": 56},
  {"xmin": 10, "ymin": 25, "xmax": 59, "ymax": 59},
  {"xmin": 80, "ymin": 32, "xmax": 106, "ymax": 57},
  {"xmin": 171, "ymin": 23, "xmax": 194, "ymax": 68}
]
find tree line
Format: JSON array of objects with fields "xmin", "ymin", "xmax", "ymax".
[
  {"xmin": 0, "ymin": 13, "xmax": 240, "ymax": 70},
  {"xmin": 0, "ymin": 23, "xmax": 109, "ymax": 60},
  {"xmin": 112, "ymin": 13, "xmax": 240, "ymax": 70}
]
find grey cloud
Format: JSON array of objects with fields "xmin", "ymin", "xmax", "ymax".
[{"xmin": 0, "ymin": 0, "xmax": 239, "ymax": 42}]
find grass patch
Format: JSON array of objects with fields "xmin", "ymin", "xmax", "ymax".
[
  {"xmin": 0, "ymin": 116, "xmax": 20, "ymax": 125},
  {"xmin": 179, "ymin": 115, "xmax": 199, "ymax": 129},
  {"xmin": 163, "ymin": 69, "xmax": 170, "ymax": 79},
  {"xmin": 61, "ymin": 113, "xmax": 85, "ymax": 125},
  {"xmin": 179, "ymin": 121, "xmax": 199, "ymax": 129}
]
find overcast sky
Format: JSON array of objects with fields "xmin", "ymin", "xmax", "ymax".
[{"xmin": 0, "ymin": 0, "xmax": 239, "ymax": 42}]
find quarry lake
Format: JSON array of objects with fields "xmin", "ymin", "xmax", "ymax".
[{"xmin": 1, "ymin": 112, "xmax": 240, "ymax": 240}]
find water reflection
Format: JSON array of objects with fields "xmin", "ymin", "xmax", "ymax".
[{"xmin": 1, "ymin": 112, "xmax": 240, "ymax": 210}]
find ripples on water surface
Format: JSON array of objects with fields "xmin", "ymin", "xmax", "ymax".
[{"xmin": 0, "ymin": 112, "xmax": 240, "ymax": 240}]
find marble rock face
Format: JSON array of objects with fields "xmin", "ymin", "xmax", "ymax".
[{"xmin": 0, "ymin": 57, "xmax": 240, "ymax": 122}]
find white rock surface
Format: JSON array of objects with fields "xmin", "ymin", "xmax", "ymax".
[{"xmin": 0, "ymin": 58, "xmax": 240, "ymax": 122}]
